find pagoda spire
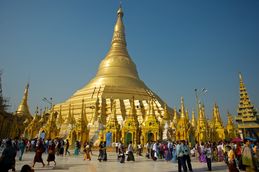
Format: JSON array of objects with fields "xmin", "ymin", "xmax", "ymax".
[
  {"xmin": 65, "ymin": 103, "xmax": 73, "ymax": 125},
  {"xmin": 163, "ymin": 103, "xmax": 170, "ymax": 120},
  {"xmin": 16, "ymin": 83, "xmax": 31, "ymax": 118},
  {"xmin": 176, "ymin": 97, "xmax": 189, "ymax": 141},
  {"xmin": 95, "ymin": 4, "xmax": 141, "ymax": 82},
  {"xmin": 237, "ymin": 73, "xmax": 257, "ymax": 118},
  {"xmin": 213, "ymin": 103, "xmax": 222, "ymax": 124},
  {"xmin": 111, "ymin": 4, "xmax": 126, "ymax": 47},
  {"xmin": 147, "ymin": 99, "xmax": 157, "ymax": 119},
  {"xmin": 180, "ymin": 97, "xmax": 185, "ymax": 118},
  {"xmin": 56, "ymin": 105, "xmax": 64, "ymax": 129},
  {"xmin": 226, "ymin": 112, "xmax": 235, "ymax": 138},
  {"xmin": 81, "ymin": 99, "xmax": 88, "ymax": 126},
  {"xmin": 212, "ymin": 103, "xmax": 225, "ymax": 141},
  {"xmin": 185, "ymin": 109, "xmax": 189, "ymax": 121},
  {"xmin": 107, "ymin": 98, "xmax": 119, "ymax": 125},
  {"xmin": 191, "ymin": 111, "xmax": 196, "ymax": 128}
]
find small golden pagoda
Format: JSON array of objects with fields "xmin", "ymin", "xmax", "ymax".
[
  {"xmin": 211, "ymin": 103, "xmax": 225, "ymax": 141},
  {"xmin": 105, "ymin": 99, "xmax": 120, "ymax": 145},
  {"xmin": 236, "ymin": 73, "xmax": 259, "ymax": 138},
  {"xmin": 44, "ymin": 111, "xmax": 58, "ymax": 139},
  {"xmin": 55, "ymin": 105, "xmax": 64, "ymax": 132},
  {"xmin": 15, "ymin": 83, "xmax": 33, "ymax": 137},
  {"xmin": 188, "ymin": 111, "xmax": 197, "ymax": 146},
  {"xmin": 121, "ymin": 97, "xmax": 139, "ymax": 145},
  {"xmin": 141, "ymin": 99, "xmax": 160, "ymax": 144},
  {"xmin": 79, "ymin": 99, "xmax": 89, "ymax": 144},
  {"xmin": 176, "ymin": 97, "xmax": 190, "ymax": 141},
  {"xmin": 24, "ymin": 107, "xmax": 42, "ymax": 139},
  {"xmin": 16, "ymin": 84, "xmax": 32, "ymax": 119},
  {"xmin": 196, "ymin": 103, "xmax": 207, "ymax": 143},
  {"xmin": 226, "ymin": 112, "xmax": 236, "ymax": 139}
]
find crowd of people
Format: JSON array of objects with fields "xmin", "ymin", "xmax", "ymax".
[{"xmin": 0, "ymin": 137, "xmax": 259, "ymax": 172}]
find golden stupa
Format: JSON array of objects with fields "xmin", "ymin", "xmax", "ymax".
[{"xmin": 51, "ymin": 5, "xmax": 171, "ymax": 145}]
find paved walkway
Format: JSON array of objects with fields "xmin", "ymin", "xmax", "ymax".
[{"xmin": 15, "ymin": 151, "xmax": 229, "ymax": 172}]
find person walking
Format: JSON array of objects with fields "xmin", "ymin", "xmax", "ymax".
[
  {"xmin": 115, "ymin": 142, "xmax": 119, "ymax": 153},
  {"xmin": 83, "ymin": 142, "xmax": 91, "ymax": 161},
  {"xmin": 18, "ymin": 138, "xmax": 26, "ymax": 161},
  {"xmin": 98, "ymin": 141, "xmax": 106, "ymax": 162},
  {"xmin": 151, "ymin": 141, "xmax": 159, "ymax": 161},
  {"xmin": 183, "ymin": 141, "xmax": 193, "ymax": 172},
  {"xmin": 74, "ymin": 141, "xmax": 80, "ymax": 156},
  {"xmin": 47, "ymin": 140, "xmax": 56, "ymax": 166},
  {"xmin": 226, "ymin": 145, "xmax": 239, "ymax": 172},
  {"xmin": 176, "ymin": 140, "xmax": 187, "ymax": 172},
  {"xmin": 64, "ymin": 139, "xmax": 70, "ymax": 156},
  {"xmin": 32, "ymin": 139, "xmax": 45, "ymax": 168},
  {"xmin": 204, "ymin": 143, "xmax": 212, "ymax": 171},
  {"xmin": 242, "ymin": 139, "xmax": 255, "ymax": 172},
  {"xmin": 137, "ymin": 143, "xmax": 142, "ymax": 156},
  {"xmin": 0, "ymin": 139, "xmax": 17, "ymax": 172},
  {"xmin": 127, "ymin": 141, "xmax": 135, "ymax": 161},
  {"xmin": 118, "ymin": 141, "xmax": 125, "ymax": 163},
  {"xmin": 171, "ymin": 143, "xmax": 177, "ymax": 163}
]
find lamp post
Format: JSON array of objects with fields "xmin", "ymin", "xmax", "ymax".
[
  {"xmin": 42, "ymin": 97, "xmax": 53, "ymax": 111},
  {"xmin": 194, "ymin": 88, "xmax": 207, "ymax": 143}
]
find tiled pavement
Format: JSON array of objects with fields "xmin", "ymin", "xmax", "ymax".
[{"xmin": 14, "ymin": 151, "xmax": 229, "ymax": 172}]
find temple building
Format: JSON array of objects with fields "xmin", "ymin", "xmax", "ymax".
[
  {"xmin": 34, "ymin": 5, "xmax": 173, "ymax": 145},
  {"xmin": 21, "ymin": 5, "xmax": 246, "ymax": 144},
  {"xmin": 236, "ymin": 73, "xmax": 259, "ymax": 139}
]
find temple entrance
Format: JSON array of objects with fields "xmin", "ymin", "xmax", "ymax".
[
  {"xmin": 147, "ymin": 132, "xmax": 154, "ymax": 142},
  {"xmin": 106, "ymin": 132, "xmax": 112, "ymax": 146},
  {"xmin": 125, "ymin": 132, "xmax": 132, "ymax": 145}
]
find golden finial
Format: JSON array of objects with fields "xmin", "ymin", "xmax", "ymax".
[
  {"xmin": 117, "ymin": 1, "xmax": 124, "ymax": 17},
  {"xmin": 239, "ymin": 72, "xmax": 243, "ymax": 80}
]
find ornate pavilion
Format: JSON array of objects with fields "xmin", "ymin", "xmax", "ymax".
[{"xmin": 235, "ymin": 73, "xmax": 259, "ymax": 139}]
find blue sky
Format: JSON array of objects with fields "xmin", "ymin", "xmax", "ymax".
[{"xmin": 1, "ymin": 0, "xmax": 258, "ymax": 123}]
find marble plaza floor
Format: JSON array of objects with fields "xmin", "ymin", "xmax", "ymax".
[{"xmin": 15, "ymin": 151, "xmax": 229, "ymax": 172}]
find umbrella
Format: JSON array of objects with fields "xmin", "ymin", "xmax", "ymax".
[
  {"xmin": 244, "ymin": 137, "xmax": 257, "ymax": 142},
  {"xmin": 231, "ymin": 137, "xmax": 243, "ymax": 143}
]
